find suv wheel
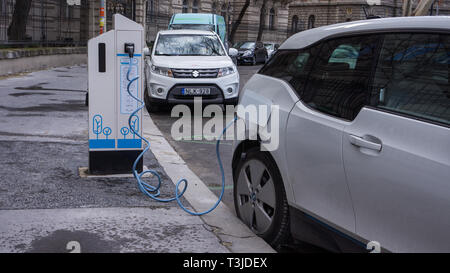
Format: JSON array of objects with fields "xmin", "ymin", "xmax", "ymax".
[{"xmin": 234, "ymin": 148, "xmax": 290, "ymax": 249}]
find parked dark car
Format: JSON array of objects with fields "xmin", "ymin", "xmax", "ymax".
[{"xmin": 235, "ymin": 41, "xmax": 268, "ymax": 65}]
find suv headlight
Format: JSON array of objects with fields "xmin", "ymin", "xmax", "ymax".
[
  {"xmin": 151, "ymin": 65, "xmax": 173, "ymax": 77},
  {"xmin": 242, "ymin": 50, "xmax": 252, "ymax": 57},
  {"xmin": 217, "ymin": 66, "xmax": 236, "ymax": 77}
]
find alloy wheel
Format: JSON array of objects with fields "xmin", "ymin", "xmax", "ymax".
[{"xmin": 236, "ymin": 159, "xmax": 276, "ymax": 234}]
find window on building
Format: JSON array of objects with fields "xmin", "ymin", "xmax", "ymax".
[
  {"xmin": 291, "ymin": 15, "xmax": 299, "ymax": 34},
  {"xmin": 268, "ymin": 8, "xmax": 275, "ymax": 30},
  {"xmin": 146, "ymin": 0, "xmax": 155, "ymax": 23},
  {"xmin": 221, "ymin": 4, "xmax": 226, "ymax": 18},
  {"xmin": 307, "ymin": 15, "xmax": 315, "ymax": 29},
  {"xmin": 192, "ymin": 0, "xmax": 199, "ymax": 13},
  {"xmin": 61, "ymin": 1, "xmax": 74, "ymax": 19},
  {"xmin": 303, "ymin": 35, "xmax": 381, "ymax": 120},
  {"xmin": 0, "ymin": 0, "xmax": 5, "ymax": 15},
  {"xmin": 370, "ymin": 33, "xmax": 450, "ymax": 126},
  {"xmin": 182, "ymin": 0, "xmax": 189, "ymax": 13}
]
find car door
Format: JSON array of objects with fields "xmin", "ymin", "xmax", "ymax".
[
  {"xmin": 343, "ymin": 33, "xmax": 450, "ymax": 252},
  {"xmin": 285, "ymin": 35, "xmax": 381, "ymax": 234}
]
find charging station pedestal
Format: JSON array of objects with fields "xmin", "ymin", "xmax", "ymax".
[{"xmin": 88, "ymin": 14, "xmax": 144, "ymax": 175}]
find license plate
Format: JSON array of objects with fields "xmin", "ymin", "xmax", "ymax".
[{"xmin": 181, "ymin": 87, "xmax": 211, "ymax": 96}]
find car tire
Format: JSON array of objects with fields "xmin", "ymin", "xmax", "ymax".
[
  {"xmin": 233, "ymin": 147, "xmax": 290, "ymax": 249},
  {"xmin": 144, "ymin": 86, "xmax": 161, "ymax": 113}
]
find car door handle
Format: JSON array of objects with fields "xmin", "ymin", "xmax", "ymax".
[{"xmin": 348, "ymin": 135, "xmax": 382, "ymax": 151}]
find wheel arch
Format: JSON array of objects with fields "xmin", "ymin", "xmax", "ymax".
[{"xmin": 232, "ymin": 139, "xmax": 284, "ymax": 193}]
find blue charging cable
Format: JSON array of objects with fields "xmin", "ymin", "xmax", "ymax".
[{"xmin": 125, "ymin": 57, "xmax": 236, "ymax": 215}]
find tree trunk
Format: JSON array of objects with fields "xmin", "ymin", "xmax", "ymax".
[
  {"xmin": 257, "ymin": 0, "xmax": 268, "ymax": 41},
  {"xmin": 229, "ymin": 0, "xmax": 250, "ymax": 45},
  {"xmin": 7, "ymin": 0, "xmax": 33, "ymax": 41}
]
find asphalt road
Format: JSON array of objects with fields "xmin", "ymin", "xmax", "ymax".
[
  {"xmin": 0, "ymin": 64, "xmax": 324, "ymax": 253},
  {"xmin": 149, "ymin": 64, "xmax": 263, "ymax": 211},
  {"xmin": 0, "ymin": 65, "xmax": 231, "ymax": 253}
]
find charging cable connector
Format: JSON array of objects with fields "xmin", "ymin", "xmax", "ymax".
[{"xmin": 124, "ymin": 43, "xmax": 135, "ymax": 58}]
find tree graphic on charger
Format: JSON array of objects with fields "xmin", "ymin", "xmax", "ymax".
[
  {"xmin": 130, "ymin": 116, "xmax": 139, "ymax": 139},
  {"xmin": 103, "ymin": 127, "xmax": 112, "ymax": 140},
  {"xmin": 120, "ymin": 127, "xmax": 130, "ymax": 139},
  {"xmin": 93, "ymin": 115, "xmax": 103, "ymax": 140}
]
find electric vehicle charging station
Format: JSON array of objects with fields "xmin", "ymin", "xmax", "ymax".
[
  {"xmin": 86, "ymin": 14, "xmax": 230, "ymax": 216},
  {"xmin": 88, "ymin": 14, "xmax": 144, "ymax": 174}
]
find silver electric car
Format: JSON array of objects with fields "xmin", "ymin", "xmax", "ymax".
[{"xmin": 232, "ymin": 16, "xmax": 450, "ymax": 253}]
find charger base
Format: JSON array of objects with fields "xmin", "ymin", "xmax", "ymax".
[{"xmin": 88, "ymin": 150, "xmax": 143, "ymax": 175}]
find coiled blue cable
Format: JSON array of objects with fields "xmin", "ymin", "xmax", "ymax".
[{"xmin": 125, "ymin": 57, "xmax": 236, "ymax": 215}]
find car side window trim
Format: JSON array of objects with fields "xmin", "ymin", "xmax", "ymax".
[{"xmin": 364, "ymin": 105, "xmax": 450, "ymax": 129}]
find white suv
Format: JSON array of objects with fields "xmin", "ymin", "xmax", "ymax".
[{"xmin": 144, "ymin": 29, "xmax": 239, "ymax": 112}]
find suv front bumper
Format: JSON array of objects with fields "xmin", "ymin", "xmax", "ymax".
[{"xmin": 146, "ymin": 70, "xmax": 239, "ymax": 105}]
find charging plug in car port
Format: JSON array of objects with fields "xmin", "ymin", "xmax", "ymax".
[{"xmin": 125, "ymin": 43, "xmax": 135, "ymax": 58}]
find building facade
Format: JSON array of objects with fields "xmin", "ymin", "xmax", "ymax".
[
  {"xmin": 0, "ymin": 0, "xmax": 85, "ymax": 43},
  {"xmin": 287, "ymin": 0, "xmax": 450, "ymax": 37},
  {"xmin": 142, "ymin": 0, "xmax": 235, "ymax": 45},
  {"xmin": 2, "ymin": 0, "xmax": 448, "ymax": 46},
  {"xmin": 141, "ymin": 0, "xmax": 289, "ymax": 44}
]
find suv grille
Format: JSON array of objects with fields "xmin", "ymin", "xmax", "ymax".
[{"xmin": 172, "ymin": 68, "xmax": 219, "ymax": 79}]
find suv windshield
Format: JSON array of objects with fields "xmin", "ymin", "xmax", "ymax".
[
  {"xmin": 155, "ymin": 34, "xmax": 225, "ymax": 56},
  {"xmin": 169, "ymin": 24, "xmax": 215, "ymax": 31}
]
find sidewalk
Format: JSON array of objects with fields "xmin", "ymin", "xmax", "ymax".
[{"xmin": 0, "ymin": 65, "xmax": 274, "ymax": 253}]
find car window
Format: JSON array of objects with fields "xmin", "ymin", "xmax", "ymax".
[
  {"xmin": 258, "ymin": 46, "xmax": 319, "ymax": 96},
  {"xmin": 154, "ymin": 34, "xmax": 225, "ymax": 56},
  {"xmin": 302, "ymin": 35, "xmax": 380, "ymax": 120},
  {"xmin": 370, "ymin": 33, "xmax": 450, "ymax": 126},
  {"xmin": 233, "ymin": 41, "xmax": 244, "ymax": 48},
  {"xmin": 329, "ymin": 44, "xmax": 360, "ymax": 69},
  {"xmin": 264, "ymin": 44, "xmax": 274, "ymax": 50},
  {"xmin": 239, "ymin": 42, "xmax": 255, "ymax": 49},
  {"xmin": 169, "ymin": 24, "xmax": 214, "ymax": 31}
]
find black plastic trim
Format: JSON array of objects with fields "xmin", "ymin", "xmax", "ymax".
[
  {"xmin": 98, "ymin": 43, "xmax": 106, "ymax": 73},
  {"xmin": 89, "ymin": 150, "xmax": 143, "ymax": 175}
]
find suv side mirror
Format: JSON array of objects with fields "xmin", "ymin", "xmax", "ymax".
[
  {"xmin": 143, "ymin": 47, "xmax": 151, "ymax": 56},
  {"xmin": 274, "ymin": 44, "xmax": 280, "ymax": 50},
  {"xmin": 228, "ymin": 48, "xmax": 238, "ymax": 57}
]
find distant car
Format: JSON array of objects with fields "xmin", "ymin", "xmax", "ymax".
[
  {"xmin": 235, "ymin": 41, "xmax": 268, "ymax": 65},
  {"xmin": 264, "ymin": 42, "xmax": 280, "ymax": 59},
  {"xmin": 143, "ymin": 29, "xmax": 239, "ymax": 112},
  {"xmin": 232, "ymin": 16, "xmax": 450, "ymax": 252}
]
